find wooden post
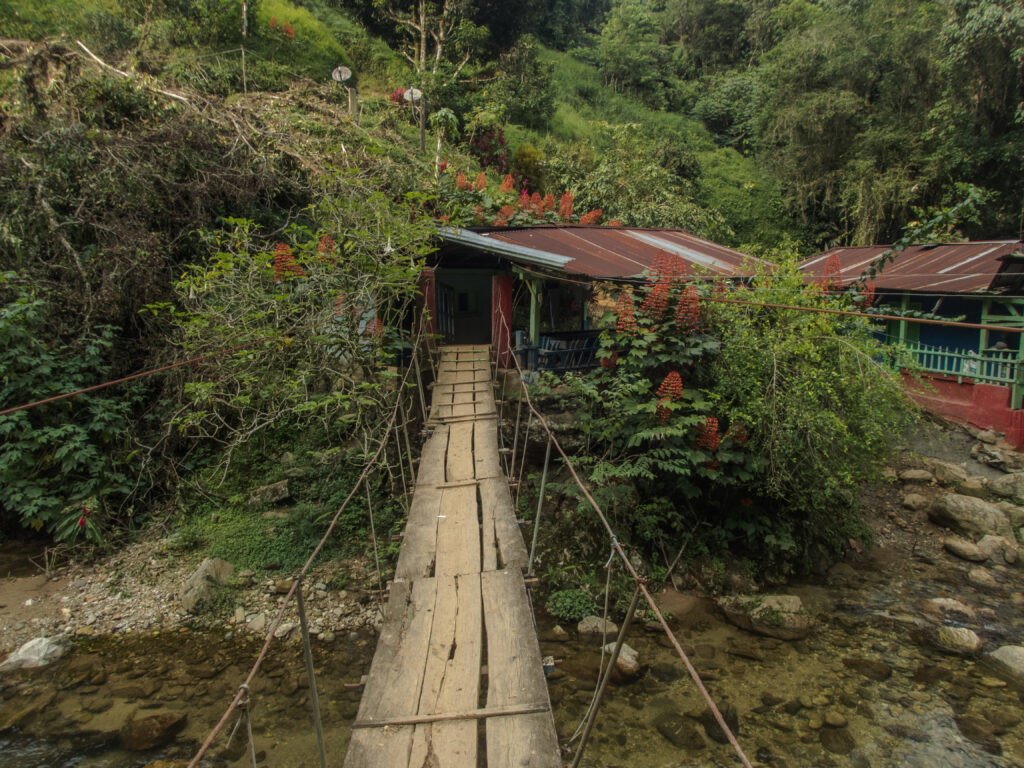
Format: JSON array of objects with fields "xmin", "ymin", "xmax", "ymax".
[
  {"xmin": 898, "ymin": 293, "xmax": 909, "ymax": 345},
  {"xmin": 348, "ymin": 86, "xmax": 357, "ymax": 115},
  {"xmin": 295, "ymin": 580, "xmax": 328, "ymax": 768},
  {"xmin": 528, "ymin": 278, "xmax": 540, "ymax": 347},
  {"xmin": 418, "ymin": 97, "xmax": 426, "ymax": 154}
]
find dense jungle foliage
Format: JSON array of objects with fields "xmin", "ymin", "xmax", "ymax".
[{"xmin": 0, "ymin": 0, "xmax": 1021, "ymax": 580}]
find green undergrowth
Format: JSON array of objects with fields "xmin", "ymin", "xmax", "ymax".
[{"xmin": 173, "ymin": 430, "xmax": 405, "ymax": 574}]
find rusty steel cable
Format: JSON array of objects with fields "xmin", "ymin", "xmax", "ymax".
[
  {"xmin": 186, "ymin": 340, "xmax": 421, "ymax": 768},
  {"xmin": 499, "ymin": 315, "xmax": 754, "ymax": 768}
]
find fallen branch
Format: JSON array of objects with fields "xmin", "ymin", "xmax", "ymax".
[{"xmin": 75, "ymin": 39, "xmax": 193, "ymax": 109}]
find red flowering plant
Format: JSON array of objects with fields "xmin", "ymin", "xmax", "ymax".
[{"xmin": 531, "ymin": 252, "xmax": 910, "ymax": 578}]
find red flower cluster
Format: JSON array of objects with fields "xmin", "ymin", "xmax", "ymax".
[
  {"xmin": 656, "ymin": 371, "xmax": 684, "ymax": 399},
  {"xmin": 640, "ymin": 280, "xmax": 670, "ymax": 318},
  {"xmin": 615, "ymin": 292, "xmax": 638, "ymax": 335},
  {"xmin": 474, "ymin": 204, "xmax": 484, "ymax": 222},
  {"xmin": 273, "ymin": 243, "xmax": 303, "ymax": 282},
  {"xmin": 499, "ymin": 174, "xmax": 517, "ymax": 193},
  {"xmin": 473, "ymin": 172, "xmax": 487, "ymax": 191},
  {"xmin": 655, "ymin": 398, "xmax": 672, "ymax": 423},
  {"xmin": 862, "ymin": 280, "xmax": 876, "ymax": 307},
  {"xmin": 697, "ymin": 417, "xmax": 721, "ymax": 451},
  {"xmin": 542, "ymin": 193, "xmax": 555, "ymax": 212},
  {"xmin": 269, "ymin": 16, "xmax": 278, "ymax": 29},
  {"xmin": 455, "ymin": 173, "xmax": 468, "ymax": 190},
  {"xmin": 365, "ymin": 316, "xmax": 384, "ymax": 336},
  {"xmin": 675, "ymin": 284, "xmax": 700, "ymax": 328},
  {"xmin": 494, "ymin": 204, "xmax": 515, "ymax": 227},
  {"xmin": 821, "ymin": 253, "xmax": 842, "ymax": 292},
  {"xmin": 281, "ymin": 21, "xmax": 295, "ymax": 39},
  {"xmin": 78, "ymin": 506, "xmax": 91, "ymax": 528},
  {"xmin": 389, "ymin": 88, "xmax": 406, "ymax": 104},
  {"xmin": 558, "ymin": 191, "xmax": 574, "ymax": 221},
  {"xmin": 438, "ymin": 158, "xmax": 448, "ymax": 173},
  {"xmin": 317, "ymin": 235, "xmax": 335, "ymax": 259},
  {"xmin": 579, "ymin": 209, "xmax": 602, "ymax": 225}
]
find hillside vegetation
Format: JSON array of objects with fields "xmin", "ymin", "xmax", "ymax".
[{"xmin": 0, "ymin": 0, "xmax": 1021, "ymax": 578}]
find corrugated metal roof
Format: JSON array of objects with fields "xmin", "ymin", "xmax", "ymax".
[
  {"xmin": 800, "ymin": 241, "xmax": 1024, "ymax": 294},
  {"xmin": 440, "ymin": 225, "xmax": 766, "ymax": 280}
]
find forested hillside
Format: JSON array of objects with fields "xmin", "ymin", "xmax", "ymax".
[{"xmin": 0, "ymin": 0, "xmax": 1021, "ymax": 568}]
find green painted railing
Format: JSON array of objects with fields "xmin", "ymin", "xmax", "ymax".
[{"xmin": 891, "ymin": 340, "xmax": 1024, "ymax": 409}]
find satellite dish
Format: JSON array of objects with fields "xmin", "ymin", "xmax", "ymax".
[
  {"xmin": 403, "ymin": 87, "xmax": 422, "ymax": 103},
  {"xmin": 332, "ymin": 66, "xmax": 352, "ymax": 82}
]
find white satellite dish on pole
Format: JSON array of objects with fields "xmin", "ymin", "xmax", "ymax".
[
  {"xmin": 332, "ymin": 66, "xmax": 352, "ymax": 82},
  {"xmin": 403, "ymin": 87, "xmax": 422, "ymax": 103}
]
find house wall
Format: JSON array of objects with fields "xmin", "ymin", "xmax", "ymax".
[{"xmin": 903, "ymin": 372, "xmax": 1024, "ymax": 448}]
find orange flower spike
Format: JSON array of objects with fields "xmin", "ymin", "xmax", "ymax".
[
  {"xmin": 557, "ymin": 191, "xmax": 574, "ymax": 221},
  {"xmin": 281, "ymin": 21, "xmax": 295, "ymax": 39},
  {"xmin": 499, "ymin": 174, "xmax": 517, "ymax": 193},
  {"xmin": 269, "ymin": 16, "xmax": 278, "ymax": 29},
  {"xmin": 615, "ymin": 292, "xmax": 639, "ymax": 336},
  {"xmin": 675, "ymin": 284, "xmax": 700, "ymax": 328},
  {"xmin": 473, "ymin": 172, "xmax": 487, "ymax": 191},
  {"xmin": 541, "ymin": 193, "xmax": 555, "ymax": 212},
  {"xmin": 697, "ymin": 417, "xmax": 721, "ymax": 451},
  {"xmin": 656, "ymin": 371, "xmax": 684, "ymax": 400},
  {"xmin": 656, "ymin": 398, "xmax": 672, "ymax": 423},
  {"xmin": 456, "ymin": 173, "xmax": 468, "ymax": 190},
  {"xmin": 640, "ymin": 281, "xmax": 670, "ymax": 318},
  {"xmin": 579, "ymin": 209, "xmax": 602, "ymax": 225}
]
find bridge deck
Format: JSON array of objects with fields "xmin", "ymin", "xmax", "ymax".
[{"xmin": 344, "ymin": 346, "xmax": 560, "ymax": 768}]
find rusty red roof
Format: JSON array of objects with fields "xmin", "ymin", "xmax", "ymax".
[
  {"xmin": 800, "ymin": 241, "xmax": 1024, "ymax": 294},
  {"xmin": 444, "ymin": 225, "xmax": 766, "ymax": 280}
]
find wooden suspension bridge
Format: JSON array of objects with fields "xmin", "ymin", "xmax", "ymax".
[{"xmin": 344, "ymin": 346, "xmax": 561, "ymax": 768}]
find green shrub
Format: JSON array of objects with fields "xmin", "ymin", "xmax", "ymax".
[{"xmin": 546, "ymin": 588, "xmax": 598, "ymax": 623}]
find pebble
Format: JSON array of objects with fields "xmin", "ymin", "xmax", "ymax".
[{"xmin": 825, "ymin": 710, "xmax": 848, "ymax": 728}]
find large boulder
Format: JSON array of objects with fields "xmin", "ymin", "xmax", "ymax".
[
  {"xmin": 120, "ymin": 712, "xmax": 187, "ymax": 751},
  {"xmin": 179, "ymin": 557, "xmax": 234, "ymax": 614},
  {"xmin": 0, "ymin": 636, "xmax": 70, "ymax": 671},
  {"xmin": 987, "ymin": 646, "xmax": 1024, "ymax": 686},
  {"xmin": 577, "ymin": 616, "xmax": 617, "ymax": 640},
  {"xmin": 605, "ymin": 642, "xmax": 641, "ymax": 681},
  {"xmin": 988, "ymin": 472, "xmax": 1024, "ymax": 504},
  {"xmin": 928, "ymin": 494, "xmax": 1013, "ymax": 539},
  {"xmin": 718, "ymin": 595, "xmax": 813, "ymax": 640},
  {"xmin": 248, "ymin": 479, "xmax": 290, "ymax": 508}
]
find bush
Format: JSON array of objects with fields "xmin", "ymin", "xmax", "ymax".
[{"xmin": 546, "ymin": 588, "xmax": 598, "ymax": 623}]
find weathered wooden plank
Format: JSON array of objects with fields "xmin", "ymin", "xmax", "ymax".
[
  {"xmin": 394, "ymin": 426, "xmax": 448, "ymax": 580},
  {"xmin": 408, "ymin": 573, "xmax": 482, "ymax": 768},
  {"xmin": 446, "ymin": 421, "xmax": 474, "ymax": 483},
  {"xmin": 478, "ymin": 477, "xmax": 528, "ymax": 573},
  {"xmin": 479, "ymin": 478, "xmax": 499, "ymax": 572},
  {"xmin": 481, "ymin": 570, "xmax": 559, "ymax": 768},
  {"xmin": 345, "ymin": 578, "xmax": 438, "ymax": 767},
  {"xmin": 474, "ymin": 420, "xmax": 502, "ymax": 480},
  {"xmin": 435, "ymin": 485, "xmax": 480, "ymax": 578}
]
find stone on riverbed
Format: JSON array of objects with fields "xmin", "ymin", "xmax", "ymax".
[
  {"xmin": 604, "ymin": 642, "xmax": 641, "ymax": 680},
  {"xmin": 899, "ymin": 469, "xmax": 934, "ymax": 484},
  {"xmin": 986, "ymin": 645, "xmax": 1024, "ymax": 685},
  {"xmin": 718, "ymin": 595, "xmax": 813, "ymax": 640},
  {"xmin": 179, "ymin": 558, "xmax": 234, "ymax": 614},
  {"xmin": 0, "ymin": 635, "xmax": 70, "ymax": 671},
  {"xmin": 651, "ymin": 711, "xmax": 705, "ymax": 750},
  {"xmin": 698, "ymin": 702, "xmax": 740, "ymax": 744},
  {"xmin": 119, "ymin": 712, "xmax": 187, "ymax": 751},
  {"xmin": 943, "ymin": 536, "xmax": 988, "ymax": 562},
  {"xmin": 902, "ymin": 493, "xmax": 930, "ymax": 511},
  {"xmin": 577, "ymin": 616, "xmax": 617, "ymax": 639},
  {"xmin": 841, "ymin": 657, "xmax": 892, "ymax": 681},
  {"xmin": 976, "ymin": 535, "xmax": 1018, "ymax": 565},
  {"xmin": 968, "ymin": 567, "xmax": 999, "ymax": 589},
  {"xmin": 927, "ymin": 459, "xmax": 969, "ymax": 486},
  {"xmin": 934, "ymin": 626, "xmax": 983, "ymax": 656},
  {"xmin": 919, "ymin": 597, "xmax": 977, "ymax": 623},
  {"xmin": 928, "ymin": 494, "xmax": 1013, "ymax": 539}
]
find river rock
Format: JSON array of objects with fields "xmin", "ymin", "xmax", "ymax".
[
  {"xmin": 605, "ymin": 642, "xmax": 641, "ymax": 680},
  {"xmin": 943, "ymin": 536, "xmax": 988, "ymax": 562},
  {"xmin": 988, "ymin": 472, "xmax": 1024, "ymax": 503},
  {"xmin": 928, "ymin": 459, "xmax": 969, "ymax": 486},
  {"xmin": 821, "ymin": 727, "xmax": 856, "ymax": 755},
  {"xmin": 928, "ymin": 495, "xmax": 1013, "ymax": 539},
  {"xmin": 955, "ymin": 715, "xmax": 1001, "ymax": 754},
  {"xmin": 652, "ymin": 712, "xmax": 705, "ymax": 749},
  {"xmin": 842, "ymin": 657, "xmax": 892, "ymax": 681},
  {"xmin": 143, "ymin": 762, "xmax": 190, "ymax": 768},
  {"xmin": 987, "ymin": 645, "xmax": 1024, "ymax": 685},
  {"xmin": 961, "ymin": 476, "xmax": 989, "ymax": 497},
  {"xmin": 698, "ymin": 702, "xmax": 740, "ymax": 744},
  {"xmin": 718, "ymin": 595, "xmax": 813, "ymax": 640},
  {"xmin": 968, "ymin": 567, "xmax": 999, "ymax": 589},
  {"xmin": 919, "ymin": 597, "xmax": 977, "ymax": 623},
  {"xmin": 976, "ymin": 535, "xmax": 1018, "ymax": 565},
  {"xmin": 179, "ymin": 558, "xmax": 234, "ymax": 614},
  {"xmin": 899, "ymin": 469, "xmax": 934, "ymax": 484},
  {"xmin": 0, "ymin": 635, "xmax": 70, "ymax": 671},
  {"xmin": 248, "ymin": 479, "xmax": 290, "ymax": 507},
  {"xmin": 274, "ymin": 622, "xmax": 297, "ymax": 640},
  {"xmin": 540, "ymin": 625, "xmax": 569, "ymax": 642},
  {"xmin": 903, "ymin": 493, "xmax": 930, "ymax": 511},
  {"xmin": 935, "ymin": 626, "xmax": 982, "ymax": 655},
  {"xmin": 246, "ymin": 613, "xmax": 266, "ymax": 633},
  {"xmin": 0, "ymin": 690, "xmax": 56, "ymax": 731},
  {"xmin": 119, "ymin": 712, "xmax": 187, "ymax": 751},
  {"xmin": 997, "ymin": 501, "xmax": 1024, "ymax": 526},
  {"xmin": 577, "ymin": 616, "xmax": 617, "ymax": 639}
]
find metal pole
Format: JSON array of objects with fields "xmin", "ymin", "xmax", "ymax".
[
  {"xmin": 571, "ymin": 586, "xmax": 642, "ymax": 768},
  {"xmin": 527, "ymin": 436, "xmax": 552, "ymax": 577},
  {"xmin": 295, "ymin": 580, "xmax": 328, "ymax": 768}
]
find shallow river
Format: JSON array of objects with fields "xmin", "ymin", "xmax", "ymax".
[{"xmin": 2, "ymin": 543, "xmax": 1023, "ymax": 767}]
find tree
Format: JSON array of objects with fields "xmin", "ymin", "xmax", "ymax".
[{"xmin": 375, "ymin": 0, "xmax": 484, "ymax": 82}]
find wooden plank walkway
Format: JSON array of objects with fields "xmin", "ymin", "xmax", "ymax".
[{"xmin": 344, "ymin": 346, "xmax": 560, "ymax": 768}]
